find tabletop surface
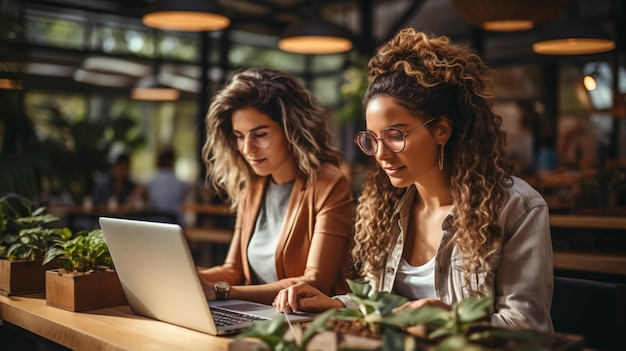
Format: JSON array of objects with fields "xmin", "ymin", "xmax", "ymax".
[{"xmin": 0, "ymin": 293, "xmax": 233, "ymax": 351}]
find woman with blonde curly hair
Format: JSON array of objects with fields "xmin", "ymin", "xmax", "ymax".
[
  {"xmin": 198, "ymin": 68, "xmax": 354, "ymax": 304},
  {"xmin": 274, "ymin": 29, "xmax": 553, "ymax": 332}
]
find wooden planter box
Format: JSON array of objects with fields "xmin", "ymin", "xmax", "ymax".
[
  {"xmin": 229, "ymin": 327, "xmax": 584, "ymax": 351},
  {"xmin": 230, "ymin": 330, "xmax": 382, "ymax": 351},
  {"xmin": 45, "ymin": 269, "xmax": 127, "ymax": 312},
  {"xmin": 0, "ymin": 258, "xmax": 57, "ymax": 296}
]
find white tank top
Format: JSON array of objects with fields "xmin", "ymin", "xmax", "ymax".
[{"xmin": 393, "ymin": 256, "xmax": 436, "ymax": 300}]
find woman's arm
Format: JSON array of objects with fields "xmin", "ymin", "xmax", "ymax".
[
  {"xmin": 197, "ymin": 208, "xmax": 246, "ymax": 289},
  {"xmin": 492, "ymin": 203, "xmax": 553, "ymax": 333}
]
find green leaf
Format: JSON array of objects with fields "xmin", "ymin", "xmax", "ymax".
[
  {"xmin": 435, "ymin": 334, "xmax": 469, "ymax": 351},
  {"xmin": 379, "ymin": 306, "xmax": 449, "ymax": 328},
  {"xmin": 456, "ymin": 296, "xmax": 493, "ymax": 323},
  {"xmin": 382, "ymin": 327, "xmax": 406, "ymax": 351},
  {"xmin": 346, "ymin": 278, "xmax": 372, "ymax": 298},
  {"xmin": 31, "ymin": 207, "xmax": 46, "ymax": 216},
  {"xmin": 330, "ymin": 307, "xmax": 363, "ymax": 321},
  {"xmin": 43, "ymin": 245, "xmax": 65, "ymax": 265},
  {"xmin": 374, "ymin": 293, "xmax": 408, "ymax": 314},
  {"xmin": 302, "ymin": 308, "xmax": 336, "ymax": 343},
  {"xmin": 235, "ymin": 314, "xmax": 291, "ymax": 350},
  {"xmin": 429, "ymin": 325, "xmax": 455, "ymax": 340}
]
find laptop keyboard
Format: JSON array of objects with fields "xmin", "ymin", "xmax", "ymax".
[{"xmin": 211, "ymin": 307, "xmax": 267, "ymax": 326}]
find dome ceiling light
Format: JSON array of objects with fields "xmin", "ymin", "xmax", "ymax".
[
  {"xmin": 277, "ymin": 0, "xmax": 353, "ymax": 55},
  {"xmin": 532, "ymin": 17, "xmax": 615, "ymax": 55},
  {"xmin": 450, "ymin": 0, "xmax": 570, "ymax": 32},
  {"xmin": 142, "ymin": 0, "xmax": 230, "ymax": 32}
]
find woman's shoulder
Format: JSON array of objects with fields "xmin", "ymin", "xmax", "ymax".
[
  {"xmin": 499, "ymin": 176, "xmax": 550, "ymax": 242},
  {"xmin": 509, "ymin": 176, "xmax": 542, "ymax": 197},
  {"xmin": 303, "ymin": 163, "xmax": 352, "ymax": 200},
  {"xmin": 314, "ymin": 162, "xmax": 350, "ymax": 182},
  {"xmin": 504, "ymin": 176, "xmax": 548, "ymax": 211}
]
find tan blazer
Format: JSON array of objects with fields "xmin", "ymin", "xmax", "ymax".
[{"xmin": 201, "ymin": 163, "xmax": 354, "ymax": 296}]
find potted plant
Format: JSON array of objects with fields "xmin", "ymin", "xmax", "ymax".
[
  {"xmin": 43, "ymin": 228, "xmax": 127, "ymax": 312},
  {"xmin": 0, "ymin": 193, "xmax": 71, "ymax": 296},
  {"xmin": 231, "ymin": 280, "xmax": 582, "ymax": 351}
]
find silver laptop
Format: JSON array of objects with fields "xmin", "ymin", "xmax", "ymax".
[{"xmin": 99, "ymin": 216, "xmax": 314, "ymax": 335}]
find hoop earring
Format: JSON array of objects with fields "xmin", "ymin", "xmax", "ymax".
[{"xmin": 438, "ymin": 143, "xmax": 445, "ymax": 170}]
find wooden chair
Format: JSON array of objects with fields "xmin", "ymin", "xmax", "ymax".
[{"xmin": 551, "ymin": 276, "xmax": 626, "ymax": 351}]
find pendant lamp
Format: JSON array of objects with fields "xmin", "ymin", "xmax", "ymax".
[
  {"xmin": 131, "ymin": 60, "xmax": 179, "ymax": 101},
  {"xmin": 278, "ymin": 0, "xmax": 353, "ymax": 55},
  {"xmin": 532, "ymin": 18, "xmax": 615, "ymax": 55},
  {"xmin": 449, "ymin": 0, "xmax": 569, "ymax": 32},
  {"xmin": 131, "ymin": 75, "xmax": 180, "ymax": 101},
  {"xmin": 0, "ymin": 78, "xmax": 22, "ymax": 90},
  {"xmin": 131, "ymin": 30, "xmax": 180, "ymax": 101},
  {"xmin": 142, "ymin": 0, "xmax": 230, "ymax": 32}
]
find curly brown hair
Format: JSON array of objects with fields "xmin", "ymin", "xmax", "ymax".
[
  {"xmin": 351, "ymin": 29, "xmax": 513, "ymax": 290},
  {"xmin": 201, "ymin": 68, "xmax": 342, "ymax": 207}
]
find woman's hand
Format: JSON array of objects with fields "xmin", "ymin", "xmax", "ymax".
[
  {"xmin": 392, "ymin": 298, "xmax": 451, "ymax": 313},
  {"xmin": 273, "ymin": 282, "xmax": 343, "ymax": 313},
  {"xmin": 197, "ymin": 274, "xmax": 216, "ymax": 300}
]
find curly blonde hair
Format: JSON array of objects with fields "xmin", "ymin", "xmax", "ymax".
[
  {"xmin": 201, "ymin": 68, "xmax": 342, "ymax": 207},
  {"xmin": 351, "ymin": 29, "xmax": 512, "ymax": 290}
]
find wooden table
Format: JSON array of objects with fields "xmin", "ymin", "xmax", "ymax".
[
  {"xmin": 0, "ymin": 294, "xmax": 232, "ymax": 351},
  {"xmin": 181, "ymin": 203, "xmax": 235, "ymax": 216},
  {"xmin": 550, "ymin": 214, "xmax": 626, "ymax": 230},
  {"xmin": 549, "ymin": 213, "xmax": 626, "ymax": 276}
]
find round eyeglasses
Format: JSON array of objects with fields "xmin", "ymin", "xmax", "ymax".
[
  {"xmin": 354, "ymin": 117, "xmax": 438, "ymax": 156},
  {"xmin": 230, "ymin": 129, "xmax": 274, "ymax": 151}
]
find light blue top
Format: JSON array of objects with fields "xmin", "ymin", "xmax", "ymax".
[{"xmin": 145, "ymin": 170, "xmax": 188, "ymax": 223}]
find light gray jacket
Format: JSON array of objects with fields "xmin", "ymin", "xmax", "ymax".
[{"xmin": 336, "ymin": 176, "xmax": 554, "ymax": 333}]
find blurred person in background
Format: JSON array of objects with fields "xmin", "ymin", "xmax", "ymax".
[
  {"xmin": 127, "ymin": 147, "xmax": 190, "ymax": 224},
  {"xmin": 92, "ymin": 153, "xmax": 136, "ymax": 210}
]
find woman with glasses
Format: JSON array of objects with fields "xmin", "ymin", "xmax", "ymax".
[
  {"xmin": 197, "ymin": 68, "xmax": 354, "ymax": 305},
  {"xmin": 274, "ymin": 29, "xmax": 553, "ymax": 333}
]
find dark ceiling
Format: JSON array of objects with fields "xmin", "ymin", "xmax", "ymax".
[
  {"xmin": 14, "ymin": 0, "xmax": 626, "ymax": 96},
  {"xmin": 21, "ymin": 0, "xmax": 625, "ymax": 61},
  {"xmin": 21, "ymin": 0, "xmax": 433, "ymax": 54}
]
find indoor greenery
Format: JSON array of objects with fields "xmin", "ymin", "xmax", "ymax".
[
  {"xmin": 235, "ymin": 279, "xmax": 543, "ymax": 351},
  {"xmin": 0, "ymin": 193, "xmax": 71, "ymax": 260},
  {"xmin": 43, "ymin": 228, "xmax": 114, "ymax": 274},
  {"xmin": 236, "ymin": 308, "xmax": 337, "ymax": 351},
  {"xmin": 1, "ymin": 0, "xmax": 146, "ymax": 201}
]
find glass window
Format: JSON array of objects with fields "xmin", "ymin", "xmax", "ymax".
[
  {"xmin": 25, "ymin": 91, "xmax": 87, "ymax": 125},
  {"xmin": 25, "ymin": 14, "xmax": 86, "ymax": 49},
  {"xmin": 158, "ymin": 32, "xmax": 200, "ymax": 62},
  {"xmin": 311, "ymin": 54, "xmax": 346, "ymax": 73},
  {"xmin": 229, "ymin": 43, "xmax": 305, "ymax": 71},
  {"xmin": 582, "ymin": 61, "xmax": 626, "ymax": 111},
  {"xmin": 312, "ymin": 76, "xmax": 341, "ymax": 106}
]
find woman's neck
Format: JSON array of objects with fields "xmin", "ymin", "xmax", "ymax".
[{"xmin": 413, "ymin": 174, "xmax": 452, "ymax": 213}]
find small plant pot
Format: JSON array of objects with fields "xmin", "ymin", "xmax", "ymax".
[
  {"xmin": 45, "ymin": 269, "xmax": 127, "ymax": 312},
  {"xmin": 0, "ymin": 258, "xmax": 58, "ymax": 296}
]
